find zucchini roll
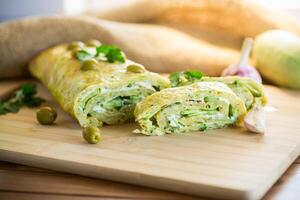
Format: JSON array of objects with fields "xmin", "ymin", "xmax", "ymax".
[
  {"xmin": 169, "ymin": 72, "xmax": 267, "ymax": 110},
  {"xmin": 30, "ymin": 41, "xmax": 169, "ymax": 128},
  {"xmin": 202, "ymin": 76, "xmax": 267, "ymax": 110},
  {"xmin": 134, "ymin": 82, "xmax": 247, "ymax": 135}
]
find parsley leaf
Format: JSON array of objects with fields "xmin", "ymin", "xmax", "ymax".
[
  {"xmin": 22, "ymin": 83, "xmax": 37, "ymax": 96},
  {"xmin": 0, "ymin": 83, "xmax": 45, "ymax": 115},
  {"xmin": 96, "ymin": 45, "xmax": 125, "ymax": 63},
  {"xmin": 75, "ymin": 44, "xmax": 126, "ymax": 64},
  {"xmin": 169, "ymin": 70, "xmax": 203, "ymax": 87},
  {"xmin": 96, "ymin": 45, "xmax": 111, "ymax": 56},
  {"xmin": 184, "ymin": 70, "xmax": 203, "ymax": 81}
]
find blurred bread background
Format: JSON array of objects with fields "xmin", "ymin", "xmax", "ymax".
[{"xmin": 0, "ymin": 0, "xmax": 300, "ymax": 82}]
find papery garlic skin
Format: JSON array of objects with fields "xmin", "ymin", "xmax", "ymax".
[
  {"xmin": 222, "ymin": 63, "xmax": 262, "ymax": 83},
  {"xmin": 244, "ymin": 100, "xmax": 266, "ymax": 134},
  {"xmin": 222, "ymin": 38, "xmax": 262, "ymax": 83}
]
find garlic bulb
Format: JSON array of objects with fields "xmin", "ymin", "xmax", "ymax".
[{"xmin": 222, "ymin": 38, "xmax": 262, "ymax": 83}]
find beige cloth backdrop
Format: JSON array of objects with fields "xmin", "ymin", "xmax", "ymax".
[{"xmin": 1, "ymin": 0, "xmax": 300, "ymax": 79}]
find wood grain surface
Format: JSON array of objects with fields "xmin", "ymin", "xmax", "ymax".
[
  {"xmin": 0, "ymin": 158, "xmax": 299, "ymax": 200},
  {"xmin": 0, "ymin": 81, "xmax": 300, "ymax": 200}
]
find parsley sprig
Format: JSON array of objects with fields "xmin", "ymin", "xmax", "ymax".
[
  {"xmin": 96, "ymin": 45, "xmax": 125, "ymax": 63},
  {"xmin": 0, "ymin": 83, "xmax": 45, "ymax": 115},
  {"xmin": 75, "ymin": 44, "xmax": 125, "ymax": 63},
  {"xmin": 169, "ymin": 70, "xmax": 203, "ymax": 87}
]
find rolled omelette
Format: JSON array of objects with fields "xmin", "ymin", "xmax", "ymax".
[
  {"xmin": 30, "ymin": 42, "xmax": 169, "ymax": 128},
  {"xmin": 201, "ymin": 76, "xmax": 267, "ymax": 110},
  {"xmin": 175, "ymin": 75, "xmax": 267, "ymax": 110},
  {"xmin": 134, "ymin": 81, "xmax": 247, "ymax": 135}
]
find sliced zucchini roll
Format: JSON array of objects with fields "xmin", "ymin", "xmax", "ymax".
[
  {"xmin": 169, "ymin": 71, "xmax": 267, "ymax": 110},
  {"xmin": 202, "ymin": 76, "xmax": 267, "ymax": 110},
  {"xmin": 134, "ymin": 82, "xmax": 247, "ymax": 135},
  {"xmin": 30, "ymin": 41, "xmax": 169, "ymax": 128}
]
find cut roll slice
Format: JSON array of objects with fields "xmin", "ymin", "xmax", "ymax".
[
  {"xmin": 30, "ymin": 43, "xmax": 169, "ymax": 128},
  {"xmin": 201, "ymin": 77, "xmax": 268, "ymax": 134},
  {"xmin": 202, "ymin": 76, "xmax": 267, "ymax": 110},
  {"xmin": 169, "ymin": 72, "xmax": 266, "ymax": 110},
  {"xmin": 74, "ymin": 78, "xmax": 165, "ymax": 127},
  {"xmin": 134, "ymin": 82, "xmax": 247, "ymax": 135}
]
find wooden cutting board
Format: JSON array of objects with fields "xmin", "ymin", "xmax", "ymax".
[{"xmin": 0, "ymin": 81, "xmax": 300, "ymax": 200}]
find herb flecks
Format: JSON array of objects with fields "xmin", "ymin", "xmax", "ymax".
[
  {"xmin": 0, "ymin": 83, "xmax": 45, "ymax": 115},
  {"xmin": 169, "ymin": 70, "xmax": 203, "ymax": 87},
  {"xmin": 184, "ymin": 70, "xmax": 203, "ymax": 81},
  {"xmin": 96, "ymin": 45, "xmax": 125, "ymax": 63},
  {"xmin": 75, "ymin": 44, "xmax": 126, "ymax": 64}
]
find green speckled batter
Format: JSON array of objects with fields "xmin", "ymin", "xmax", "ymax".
[
  {"xmin": 201, "ymin": 76, "xmax": 267, "ymax": 110},
  {"xmin": 134, "ymin": 82, "xmax": 247, "ymax": 135},
  {"xmin": 30, "ymin": 44, "xmax": 169, "ymax": 128}
]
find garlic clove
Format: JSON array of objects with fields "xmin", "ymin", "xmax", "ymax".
[
  {"xmin": 222, "ymin": 38, "xmax": 262, "ymax": 83},
  {"xmin": 244, "ymin": 102, "xmax": 266, "ymax": 134},
  {"xmin": 222, "ymin": 63, "xmax": 262, "ymax": 83}
]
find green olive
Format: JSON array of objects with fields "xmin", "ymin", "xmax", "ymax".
[
  {"xmin": 82, "ymin": 126, "xmax": 101, "ymax": 144},
  {"xmin": 126, "ymin": 64, "xmax": 146, "ymax": 73},
  {"xmin": 36, "ymin": 106, "xmax": 57, "ymax": 125},
  {"xmin": 86, "ymin": 40, "xmax": 101, "ymax": 47},
  {"xmin": 68, "ymin": 41, "xmax": 85, "ymax": 51},
  {"xmin": 81, "ymin": 59, "xmax": 98, "ymax": 71}
]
